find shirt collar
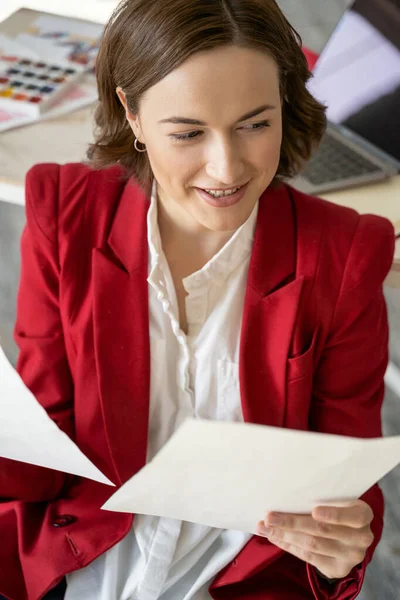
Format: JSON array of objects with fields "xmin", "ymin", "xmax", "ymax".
[{"xmin": 147, "ymin": 178, "xmax": 259, "ymax": 292}]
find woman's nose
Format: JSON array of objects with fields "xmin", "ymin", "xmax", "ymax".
[{"xmin": 205, "ymin": 139, "xmax": 245, "ymax": 185}]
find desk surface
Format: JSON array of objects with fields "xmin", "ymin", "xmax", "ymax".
[
  {"xmin": 321, "ymin": 177, "xmax": 400, "ymax": 236},
  {"xmin": 0, "ymin": 0, "xmax": 118, "ymax": 204}
]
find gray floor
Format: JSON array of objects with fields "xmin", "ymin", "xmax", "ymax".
[
  {"xmin": 0, "ymin": 200, "xmax": 24, "ymax": 366},
  {"xmin": 367, "ymin": 290, "xmax": 400, "ymax": 600},
  {"xmin": 0, "ymin": 0, "xmax": 399, "ymax": 598}
]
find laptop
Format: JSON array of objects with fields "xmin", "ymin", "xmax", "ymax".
[{"xmin": 291, "ymin": 0, "xmax": 400, "ymax": 195}]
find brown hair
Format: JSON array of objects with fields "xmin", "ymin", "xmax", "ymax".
[{"xmin": 87, "ymin": 0, "xmax": 327, "ymax": 195}]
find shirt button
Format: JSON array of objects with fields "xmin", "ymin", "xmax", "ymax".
[{"xmin": 52, "ymin": 514, "xmax": 76, "ymax": 527}]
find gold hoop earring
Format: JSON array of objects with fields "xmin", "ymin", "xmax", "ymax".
[{"xmin": 134, "ymin": 138, "xmax": 147, "ymax": 153}]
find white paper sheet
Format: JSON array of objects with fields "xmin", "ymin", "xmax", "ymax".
[
  {"xmin": 0, "ymin": 32, "xmax": 40, "ymax": 59},
  {"xmin": 0, "ymin": 344, "xmax": 114, "ymax": 486},
  {"xmin": 15, "ymin": 33, "xmax": 75, "ymax": 63},
  {"xmin": 102, "ymin": 418, "xmax": 400, "ymax": 534}
]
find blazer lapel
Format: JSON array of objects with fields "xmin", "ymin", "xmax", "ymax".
[
  {"xmin": 239, "ymin": 183, "xmax": 304, "ymax": 429},
  {"xmin": 92, "ymin": 179, "xmax": 151, "ymax": 485}
]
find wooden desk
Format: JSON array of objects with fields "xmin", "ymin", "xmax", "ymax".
[
  {"xmin": 0, "ymin": 105, "xmax": 95, "ymax": 205},
  {"xmin": 0, "ymin": 0, "xmax": 118, "ymax": 205},
  {"xmin": 321, "ymin": 177, "xmax": 400, "ymax": 236},
  {"xmin": 320, "ymin": 179, "xmax": 400, "ymax": 287},
  {"xmin": 384, "ymin": 238, "xmax": 400, "ymax": 288}
]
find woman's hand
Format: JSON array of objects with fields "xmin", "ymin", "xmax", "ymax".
[{"xmin": 257, "ymin": 499, "xmax": 374, "ymax": 580}]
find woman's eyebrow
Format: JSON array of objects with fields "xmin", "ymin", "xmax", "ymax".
[{"xmin": 158, "ymin": 104, "xmax": 277, "ymax": 125}]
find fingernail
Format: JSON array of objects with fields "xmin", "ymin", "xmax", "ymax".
[{"xmin": 266, "ymin": 513, "xmax": 282, "ymax": 526}]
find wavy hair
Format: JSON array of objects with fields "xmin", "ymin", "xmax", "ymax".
[{"xmin": 87, "ymin": 0, "xmax": 327, "ymax": 195}]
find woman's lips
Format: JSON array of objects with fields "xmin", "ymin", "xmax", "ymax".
[{"xmin": 195, "ymin": 182, "xmax": 249, "ymax": 207}]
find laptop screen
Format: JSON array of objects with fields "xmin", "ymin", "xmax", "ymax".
[{"xmin": 307, "ymin": 0, "xmax": 400, "ymax": 162}]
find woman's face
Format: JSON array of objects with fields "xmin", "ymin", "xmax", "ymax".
[{"xmin": 118, "ymin": 45, "xmax": 283, "ymax": 234}]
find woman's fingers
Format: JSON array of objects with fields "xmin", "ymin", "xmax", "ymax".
[
  {"xmin": 256, "ymin": 500, "xmax": 375, "ymax": 580},
  {"xmin": 257, "ymin": 521, "xmax": 364, "ymax": 561},
  {"xmin": 256, "ymin": 522, "xmax": 354, "ymax": 580},
  {"xmin": 262, "ymin": 512, "xmax": 373, "ymax": 548},
  {"xmin": 312, "ymin": 501, "xmax": 374, "ymax": 529}
]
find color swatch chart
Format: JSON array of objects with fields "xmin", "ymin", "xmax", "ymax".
[{"xmin": 0, "ymin": 55, "xmax": 84, "ymax": 116}]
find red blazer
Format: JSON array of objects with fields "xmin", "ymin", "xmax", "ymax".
[{"xmin": 0, "ymin": 163, "xmax": 395, "ymax": 600}]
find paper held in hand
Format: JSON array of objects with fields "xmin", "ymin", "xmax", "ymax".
[
  {"xmin": 102, "ymin": 418, "xmax": 400, "ymax": 534},
  {"xmin": 2, "ymin": 342, "xmax": 400, "ymax": 534},
  {"xmin": 0, "ymin": 343, "xmax": 114, "ymax": 486}
]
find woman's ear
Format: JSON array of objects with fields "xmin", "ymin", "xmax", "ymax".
[
  {"xmin": 116, "ymin": 86, "xmax": 141, "ymax": 137},
  {"xmin": 116, "ymin": 86, "xmax": 129, "ymax": 112}
]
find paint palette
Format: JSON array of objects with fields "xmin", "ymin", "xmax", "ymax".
[{"xmin": 0, "ymin": 55, "xmax": 85, "ymax": 116}]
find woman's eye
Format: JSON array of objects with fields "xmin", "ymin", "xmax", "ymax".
[
  {"xmin": 169, "ymin": 120, "xmax": 271, "ymax": 142},
  {"xmin": 170, "ymin": 130, "xmax": 201, "ymax": 142},
  {"xmin": 242, "ymin": 120, "xmax": 271, "ymax": 132}
]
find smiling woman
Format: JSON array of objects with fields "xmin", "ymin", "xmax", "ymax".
[
  {"xmin": 87, "ymin": 0, "xmax": 328, "ymax": 259},
  {"xmin": 111, "ymin": 44, "xmax": 287, "ymax": 237},
  {"xmin": 88, "ymin": 0, "xmax": 327, "ymax": 198},
  {"xmin": 0, "ymin": 0, "xmax": 395, "ymax": 600}
]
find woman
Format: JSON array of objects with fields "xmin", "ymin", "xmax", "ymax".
[{"xmin": 0, "ymin": 0, "xmax": 395, "ymax": 598}]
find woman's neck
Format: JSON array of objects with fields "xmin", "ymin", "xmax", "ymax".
[{"xmin": 156, "ymin": 192, "xmax": 235, "ymax": 276}]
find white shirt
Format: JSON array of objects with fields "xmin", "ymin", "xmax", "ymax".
[{"xmin": 65, "ymin": 179, "xmax": 259, "ymax": 599}]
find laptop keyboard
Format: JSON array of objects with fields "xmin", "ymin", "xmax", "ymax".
[{"xmin": 302, "ymin": 132, "xmax": 382, "ymax": 185}]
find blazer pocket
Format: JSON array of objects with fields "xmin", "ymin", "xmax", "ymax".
[{"xmin": 287, "ymin": 324, "xmax": 320, "ymax": 382}]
